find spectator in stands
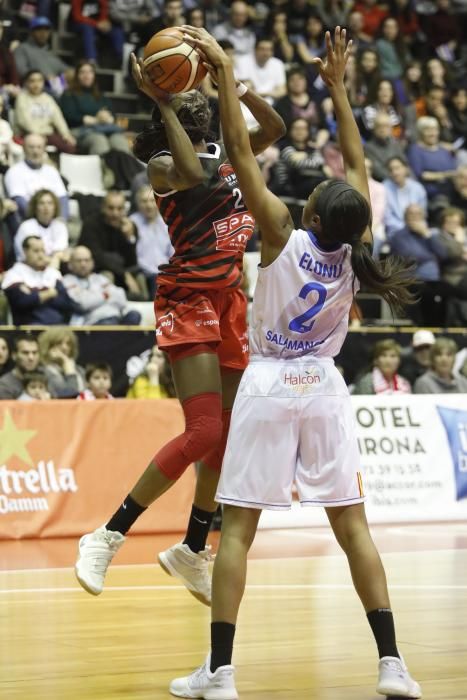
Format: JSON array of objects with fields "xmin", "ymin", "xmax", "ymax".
[
  {"xmin": 129, "ymin": 187, "xmax": 173, "ymax": 299},
  {"xmin": 15, "ymin": 70, "xmax": 76, "ymax": 153},
  {"xmin": 399, "ymin": 329, "xmax": 435, "ymax": 386},
  {"xmin": 355, "ymin": 48, "xmax": 381, "ymax": 107},
  {"xmin": 0, "ymin": 94, "xmax": 23, "ymax": 168},
  {"xmin": 414, "ymin": 338, "xmax": 467, "ymax": 393},
  {"xmin": 408, "ymin": 116, "xmax": 457, "ymax": 204},
  {"xmin": 0, "ymin": 334, "xmax": 12, "ymax": 376},
  {"xmin": 286, "ymin": 0, "xmax": 313, "ymax": 42},
  {"xmin": 78, "ymin": 190, "xmax": 144, "ymax": 297},
  {"xmin": 389, "ymin": 204, "xmax": 452, "ymax": 324},
  {"xmin": 274, "ymin": 68, "xmax": 328, "ymax": 145},
  {"xmin": 60, "ymin": 60, "xmax": 130, "ymax": 155},
  {"xmin": 352, "ymin": 339, "xmax": 411, "ymax": 394},
  {"xmin": 63, "ymin": 246, "xmax": 142, "ymax": 326},
  {"xmin": 365, "ymin": 158, "xmax": 386, "ymax": 256},
  {"xmin": 364, "ymin": 113, "xmax": 406, "ymax": 181},
  {"xmin": 236, "ymin": 38, "xmax": 286, "ymax": 104},
  {"xmin": 0, "ymin": 198, "xmax": 16, "ymax": 277},
  {"xmin": 262, "ymin": 10, "xmax": 294, "ymax": 64},
  {"xmin": 315, "ymin": 0, "xmax": 349, "ymax": 31},
  {"xmin": 423, "ymin": 86, "xmax": 454, "ymax": 144},
  {"xmin": 126, "ymin": 346, "xmax": 175, "ymax": 398},
  {"xmin": 451, "ymin": 165, "xmax": 467, "ymax": 216},
  {"xmin": 424, "ymin": 57, "xmax": 451, "ymax": 92},
  {"xmin": 347, "ymin": 11, "xmax": 373, "ymax": 51},
  {"xmin": 0, "ymin": 21, "xmax": 20, "ymax": 108},
  {"xmin": 4, "ymin": 133, "xmax": 69, "ymax": 220},
  {"xmin": 273, "ymin": 117, "xmax": 330, "ymax": 199},
  {"xmin": 78, "ymin": 362, "xmax": 113, "ymax": 400},
  {"xmin": 0, "ymin": 334, "xmax": 40, "ymax": 399},
  {"xmin": 38, "ymin": 327, "xmax": 86, "ymax": 398},
  {"xmin": 448, "ymin": 87, "xmax": 467, "ymax": 144},
  {"xmin": 437, "ymin": 207, "xmax": 467, "ymax": 324},
  {"xmin": 352, "ymin": 0, "xmax": 388, "ymax": 40},
  {"xmin": 198, "ymin": 0, "xmax": 228, "ymax": 33},
  {"xmin": 397, "ymin": 60, "xmax": 424, "ymax": 113},
  {"xmin": 147, "ymin": 0, "xmax": 185, "ymax": 38},
  {"xmin": 388, "ymin": 0, "xmax": 421, "ymax": 54},
  {"xmin": 375, "ymin": 16, "xmax": 409, "ymax": 82},
  {"xmin": 13, "ymin": 17, "xmax": 71, "ymax": 96},
  {"xmin": 361, "ymin": 78, "xmax": 404, "ymax": 139},
  {"xmin": 295, "ymin": 13, "xmax": 326, "ymax": 64},
  {"xmin": 71, "ymin": 0, "xmax": 125, "ymax": 64},
  {"xmin": 1, "ymin": 236, "xmax": 76, "ymax": 325},
  {"xmin": 186, "ymin": 7, "xmax": 205, "ymax": 29},
  {"xmin": 14, "ymin": 189, "xmax": 70, "ymax": 268},
  {"xmin": 383, "ymin": 156, "xmax": 428, "ymax": 235},
  {"xmin": 213, "ymin": 1, "xmax": 256, "ymax": 59},
  {"xmin": 109, "ymin": 0, "xmax": 156, "ymax": 41},
  {"xmin": 423, "ymin": 0, "xmax": 461, "ymax": 64},
  {"xmin": 18, "ymin": 370, "xmax": 51, "ymax": 401}
]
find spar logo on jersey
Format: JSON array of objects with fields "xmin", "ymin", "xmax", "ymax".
[
  {"xmin": 218, "ymin": 163, "xmax": 237, "ymax": 188},
  {"xmin": 213, "ymin": 211, "xmax": 254, "ymax": 252},
  {"xmin": 156, "ymin": 312, "xmax": 174, "ymax": 336}
]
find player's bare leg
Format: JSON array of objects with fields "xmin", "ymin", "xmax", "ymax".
[{"xmin": 326, "ymin": 504, "xmax": 421, "ymax": 698}]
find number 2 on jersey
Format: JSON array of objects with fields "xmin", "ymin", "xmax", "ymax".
[
  {"xmin": 288, "ymin": 282, "xmax": 327, "ymax": 334},
  {"xmin": 232, "ymin": 187, "xmax": 243, "ymax": 209}
]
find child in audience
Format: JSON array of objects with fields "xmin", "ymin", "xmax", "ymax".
[
  {"xmin": 18, "ymin": 371, "xmax": 51, "ymax": 400},
  {"xmin": 78, "ymin": 363, "xmax": 113, "ymax": 400}
]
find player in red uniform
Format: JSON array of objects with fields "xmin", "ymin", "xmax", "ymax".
[{"xmin": 74, "ymin": 52, "xmax": 286, "ymax": 603}]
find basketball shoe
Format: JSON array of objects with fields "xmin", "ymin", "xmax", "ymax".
[
  {"xmin": 170, "ymin": 654, "xmax": 238, "ymax": 699},
  {"xmin": 75, "ymin": 525, "xmax": 125, "ymax": 595},
  {"xmin": 158, "ymin": 543, "xmax": 212, "ymax": 606},
  {"xmin": 377, "ymin": 656, "xmax": 422, "ymax": 698}
]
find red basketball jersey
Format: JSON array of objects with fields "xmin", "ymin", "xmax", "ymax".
[{"xmin": 153, "ymin": 142, "xmax": 255, "ymax": 289}]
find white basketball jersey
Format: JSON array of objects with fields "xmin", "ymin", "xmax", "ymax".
[{"xmin": 249, "ymin": 229, "xmax": 359, "ymax": 359}]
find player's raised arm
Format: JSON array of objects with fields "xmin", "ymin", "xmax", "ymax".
[
  {"xmin": 311, "ymin": 28, "xmax": 372, "ymax": 245},
  {"xmin": 182, "ymin": 27, "xmax": 293, "ymax": 260},
  {"xmin": 131, "ymin": 53, "xmax": 204, "ymax": 193}
]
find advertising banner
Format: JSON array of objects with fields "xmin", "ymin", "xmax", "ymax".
[
  {"xmin": 260, "ymin": 394, "xmax": 467, "ymax": 529},
  {"xmin": 0, "ymin": 400, "xmax": 195, "ymax": 540}
]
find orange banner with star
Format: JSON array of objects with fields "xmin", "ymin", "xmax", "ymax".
[{"xmin": 0, "ymin": 400, "xmax": 195, "ymax": 540}]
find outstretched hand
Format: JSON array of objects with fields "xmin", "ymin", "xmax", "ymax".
[
  {"xmin": 311, "ymin": 27, "xmax": 352, "ymax": 89},
  {"xmin": 130, "ymin": 52, "xmax": 170, "ymax": 103}
]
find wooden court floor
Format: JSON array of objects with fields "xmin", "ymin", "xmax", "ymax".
[{"xmin": 1, "ymin": 523, "xmax": 466, "ymax": 700}]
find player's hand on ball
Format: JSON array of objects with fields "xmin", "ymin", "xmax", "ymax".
[
  {"xmin": 130, "ymin": 52, "xmax": 170, "ymax": 102},
  {"xmin": 181, "ymin": 26, "xmax": 230, "ymax": 69},
  {"xmin": 310, "ymin": 27, "xmax": 352, "ymax": 88}
]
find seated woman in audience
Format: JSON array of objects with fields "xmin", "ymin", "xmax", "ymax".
[
  {"xmin": 355, "ymin": 48, "xmax": 381, "ymax": 107},
  {"xmin": 448, "ymin": 87, "xmax": 467, "ymax": 145},
  {"xmin": 396, "ymin": 61, "xmax": 424, "ymax": 116},
  {"xmin": 15, "ymin": 70, "xmax": 76, "ymax": 153},
  {"xmin": 294, "ymin": 13, "xmax": 326, "ymax": 64},
  {"xmin": 0, "ymin": 334, "xmax": 12, "ymax": 377},
  {"xmin": 352, "ymin": 339, "xmax": 412, "ymax": 395},
  {"xmin": 263, "ymin": 10, "xmax": 295, "ymax": 64},
  {"xmin": 273, "ymin": 117, "xmax": 331, "ymax": 199},
  {"xmin": 60, "ymin": 60, "xmax": 130, "ymax": 156},
  {"xmin": 414, "ymin": 338, "xmax": 467, "ymax": 393},
  {"xmin": 424, "ymin": 58, "xmax": 451, "ymax": 92},
  {"xmin": 186, "ymin": 7, "xmax": 206, "ymax": 29},
  {"xmin": 38, "ymin": 327, "xmax": 86, "ymax": 399},
  {"xmin": 408, "ymin": 116, "xmax": 457, "ymax": 203},
  {"xmin": 375, "ymin": 17, "xmax": 409, "ymax": 83},
  {"xmin": 273, "ymin": 67, "xmax": 329, "ymax": 145},
  {"xmin": 438, "ymin": 206, "xmax": 467, "ymax": 325},
  {"xmin": 361, "ymin": 78, "xmax": 405, "ymax": 139},
  {"xmin": 14, "ymin": 189, "xmax": 69, "ymax": 268},
  {"xmin": 126, "ymin": 346, "xmax": 175, "ymax": 399}
]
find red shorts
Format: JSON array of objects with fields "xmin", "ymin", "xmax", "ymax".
[{"xmin": 155, "ymin": 285, "xmax": 249, "ymax": 370}]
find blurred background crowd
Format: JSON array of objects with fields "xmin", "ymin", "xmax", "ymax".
[{"xmin": 0, "ymin": 0, "xmax": 465, "ymax": 399}]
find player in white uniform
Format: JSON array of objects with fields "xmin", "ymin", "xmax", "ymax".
[{"xmin": 171, "ymin": 27, "xmax": 421, "ymax": 700}]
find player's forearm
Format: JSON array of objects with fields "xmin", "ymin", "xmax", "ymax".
[
  {"xmin": 216, "ymin": 61, "xmax": 252, "ymax": 161},
  {"xmin": 158, "ymin": 101, "xmax": 204, "ymax": 183},
  {"xmin": 240, "ymin": 88, "xmax": 286, "ymax": 149},
  {"xmin": 329, "ymin": 83, "xmax": 364, "ymax": 172}
]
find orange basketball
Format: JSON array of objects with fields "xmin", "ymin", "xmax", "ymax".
[{"xmin": 142, "ymin": 28, "xmax": 207, "ymax": 94}]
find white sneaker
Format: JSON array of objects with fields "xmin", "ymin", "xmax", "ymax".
[
  {"xmin": 75, "ymin": 525, "xmax": 125, "ymax": 595},
  {"xmin": 377, "ymin": 656, "xmax": 422, "ymax": 698},
  {"xmin": 158, "ymin": 543, "xmax": 212, "ymax": 606},
  {"xmin": 170, "ymin": 654, "xmax": 238, "ymax": 699}
]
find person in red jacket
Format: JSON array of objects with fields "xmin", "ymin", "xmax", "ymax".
[{"xmin": 71, "ymin": 0, "xmax": 125, "ymax": 63}]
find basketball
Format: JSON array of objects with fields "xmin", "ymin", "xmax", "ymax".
[{"xmin": 142, "ymin": 28, "xmax": 207, "ymax": 94}]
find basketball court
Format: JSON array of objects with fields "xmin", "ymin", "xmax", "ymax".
[{"xmin": 1, "ymin": 522, "xmax": 466, "ymax": 699}]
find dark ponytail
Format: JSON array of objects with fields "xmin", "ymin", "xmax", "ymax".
[
  {"xmin": 132, "ymin": 104, "xmax": 168, "ymax": 164},
  {"xmin": 351, "ymin": 240, "xmax": 417, "ymax": 316},
  {"xmin": 315, "ymin": 179, "xmax": 417, "ymax": 316}
]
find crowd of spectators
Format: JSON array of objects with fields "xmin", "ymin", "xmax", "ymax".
[{"xmin": 0, "ymin": 0, "xmax": 465, "ymax": 400}]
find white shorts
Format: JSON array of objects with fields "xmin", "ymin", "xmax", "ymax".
[{"xmin": 216, "ymin": 356, "xmax": 365, "ymax": 511}]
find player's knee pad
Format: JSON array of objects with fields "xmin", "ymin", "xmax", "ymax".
[
  {"xmin": 202, "ymin": 409, "xmax": 232, "ymax": 473},
  {"xmin": 154, "ymin": 392, "xmax": 223, "ymax": 480}
]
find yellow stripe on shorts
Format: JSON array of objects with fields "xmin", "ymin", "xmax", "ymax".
[{"xmin": 357, "ymin": 471, "xmax": 364, "ymax": 498}]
